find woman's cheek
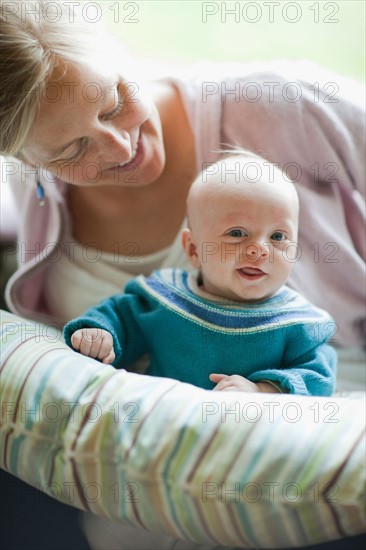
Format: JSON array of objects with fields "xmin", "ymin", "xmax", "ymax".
[{"xmin": 50, "ymin": 163, "xmax": 88, "ymax": 186}]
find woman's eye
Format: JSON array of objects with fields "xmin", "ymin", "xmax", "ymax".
[
  {"xmin": 227, "ymin": 229, "xmax": 246, "ymax": 238},
  {"xmin": 103, "ymin": 87, "xmax": 123, "ymax": 120},
  {"xmin": 59, "ymin": 138, "xmax": 87, "ymax": 163},
  {"xmin": 271, "ymin": 231, "xmax": 287, "ymax": 242}
]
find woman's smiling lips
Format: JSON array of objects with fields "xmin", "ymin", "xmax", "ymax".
[
  {"xmin": 107, "ymin": 133, "xmax": 143, "ymax": 172},
  {"xmin": 237, "ymin": 267, "xmax": 266, "ymax": 280}
]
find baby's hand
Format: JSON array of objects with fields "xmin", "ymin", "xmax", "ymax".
[
  {"xmin": 209, "ymin": 374, "xmax": 280, "ymax": 393},
  {"xmin": 71, "ymin": 328, "xmax": 115, "ymax": 364}
]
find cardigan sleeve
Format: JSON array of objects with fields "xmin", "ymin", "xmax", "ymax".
[{"xmin": 63, "ymin": 281, "xmax": 149, "ymax": 369}]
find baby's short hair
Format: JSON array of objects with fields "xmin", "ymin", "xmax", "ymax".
[
  {"xmin": 187, "ymin": 148, "xmax": 299, "ymax": 228},
  {"xmin": 201, "ymin": 147, "xmax": 296, "ymax": 187}
]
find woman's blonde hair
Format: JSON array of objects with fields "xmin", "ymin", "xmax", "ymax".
[{"xmin": 0, "ymin": 0, "xmax": 125, "ymax": 158}]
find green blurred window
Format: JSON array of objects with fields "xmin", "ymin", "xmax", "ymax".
[{"xmin": 99, "ymin": 1, "xmax": 365, "ymax": 80}]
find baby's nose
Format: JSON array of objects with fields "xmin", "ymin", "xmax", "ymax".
[{"xmin": 245, "ymin": 242, "xmax": 270, "ymax": 260}]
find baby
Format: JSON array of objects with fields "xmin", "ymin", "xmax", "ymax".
[{"xmin": 64, "ymin": 152, "xmax": 337, "ymax": 395}]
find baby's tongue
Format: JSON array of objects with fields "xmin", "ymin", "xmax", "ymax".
[{"xmin": 240, "ymin": 267, "xmax": 263, "ymax": 275}]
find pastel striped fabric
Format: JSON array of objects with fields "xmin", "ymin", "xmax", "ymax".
[{"xmin": 1, "ymin": 310, "xmax": 365, "ymax": 548}]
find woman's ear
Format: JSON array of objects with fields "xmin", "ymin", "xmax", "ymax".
[{"xmin": 181, "ymin": 228, "xmax": 201, "ymax": 269}]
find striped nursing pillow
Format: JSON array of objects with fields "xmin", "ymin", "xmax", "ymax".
[{"xmin": 1, "ymin": 310, "xmax": 365, "ymax": 548}]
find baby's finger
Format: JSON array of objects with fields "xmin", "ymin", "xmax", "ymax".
[
  {"xmin": 211, "ymin": 381, "xmax": 231, "ymax": 391},
  {"xmin": 71, "ymin": 330, "xmax": 84, "ymax": 351},
  {"xmin": 212, "ymin": 382, "xmax": 241, "ymax": 392},
  {"xmin": 209, "ymin": 373, "xmax": 229, "ymax": 383},
  {"xmin": 102, "ymin": 350, "xmax": 116, "ymax": 364},
  {"xmin": 78, "ymin": 328, "xmax": 103, "ymax": 357},
  {"xmin": 214, "ymin": 379, "xmax": 232, "ymax": 389},
  {"xmin": 98, "ymin": 333, "xmax": 115, "ymax": 362}
]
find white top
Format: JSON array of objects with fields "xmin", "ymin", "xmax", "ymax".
[{"xmin": 44, "ymin": 219, "xmax": 191, "ymax": 319}]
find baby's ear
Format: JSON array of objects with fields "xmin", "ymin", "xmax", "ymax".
[{"xmin": 181, "ymin": 228, "xmax": 201, "ymax": 269}]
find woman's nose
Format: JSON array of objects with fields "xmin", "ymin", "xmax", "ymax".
[
  {"xmin": 245, "ymin": 241, "xmax": 270, "ymax": 261},
  {"xmin": 98, "ymin": 127, "xmax": 132, "ymax": 163}
]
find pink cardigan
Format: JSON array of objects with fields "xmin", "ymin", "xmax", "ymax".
[{"xmin": 4, "ymin": 60, "xmax": 365, "ymax": 346}]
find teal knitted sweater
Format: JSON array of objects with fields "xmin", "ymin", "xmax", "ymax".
[{"xmin": 64, "ymin": 269, "xmax": 337, "ymax": 395}]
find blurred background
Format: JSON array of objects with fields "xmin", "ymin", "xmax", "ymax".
[{"xmin": 99, "ymin": 0, "xmax": 365, "ymax": 81}]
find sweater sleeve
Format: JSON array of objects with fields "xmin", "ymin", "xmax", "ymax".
[
  {"xmin": 63, "ymin": 281, "xmax": 149, "ymax": 369},
  {"xmin": 248, "ymin": 323, "xmax": 337, "ymax": 396}
]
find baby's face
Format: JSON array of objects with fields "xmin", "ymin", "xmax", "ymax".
[{"xmin": 184, "ymin": 172, "xmax": 299, "ymax": 302}]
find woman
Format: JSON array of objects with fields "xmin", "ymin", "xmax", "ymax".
[
  {"xmin": 1, "ymin": 1, "xmax": 365, "ymax": 549},
  {"xmin": 1, "ymin": 1, "xmax": 365, "ymax": 349}
]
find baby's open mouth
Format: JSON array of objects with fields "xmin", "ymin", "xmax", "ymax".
[{"xmin": 237, "ymin": 267, "xmax": 266, "ymax": 279}]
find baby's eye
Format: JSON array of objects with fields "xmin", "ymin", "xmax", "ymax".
[
  {"xmin": 227, "ymin": 229, "xmax": 247, "ymax": 238},
  {"xmin": 271, "ymin": 231, "xmax": 287, "ymax": 242}
]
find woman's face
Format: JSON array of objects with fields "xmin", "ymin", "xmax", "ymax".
[{"xmin": 23, "ymin": 62, "xmax": 166, "ymax": 187}]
